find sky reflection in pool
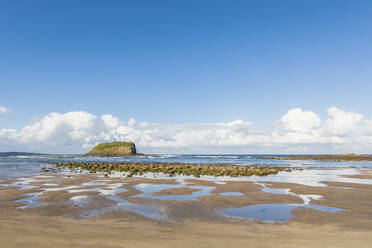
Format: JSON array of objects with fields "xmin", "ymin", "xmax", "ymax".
[
  {"xmin": 70, "ymin": 195, "xmax": 89, "ymax": 206},
  {"xmin": 261, "ymin": 188, "xmax": 291, "ymax": 195},
  {"xmin": 219, "ymin": 203, "xmax": 345, "ymax": 222},
  {"xmin": 82, "ymin": 195, "xmax": 164, "ymax": 220},
  {"xmin": 14, "ymin": 192, "xmax": 45, "ymax": 209},
  {"xmin": 132, "ymin": 183, "xmax": 215, "ymax": 201},
  {"xmin": 82, "ymin": 180, "xmax": 108, "ymax": 187},
  {"xmin": 258, "ymin": 183, "xmax": 323, "ymax": 205},
  {"xmin": 220, "ymin": 192, "xmax": 245, "ymax": 196}
]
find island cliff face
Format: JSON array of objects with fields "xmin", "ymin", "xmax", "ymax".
[{"xmin": 86, "ymin": 142, "xmax": 137, "ymax": 156}]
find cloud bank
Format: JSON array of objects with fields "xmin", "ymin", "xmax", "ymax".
[{"xmin": 1, "ymin": 107, "xmax": 372, "ymax": 154}]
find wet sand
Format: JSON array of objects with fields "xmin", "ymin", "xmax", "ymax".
[{"xmin": 1, "ymin": 170, "xmax": 372, "ymax": 247}]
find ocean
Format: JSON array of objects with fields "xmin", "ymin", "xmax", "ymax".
[{"xmin": 1, "ymin": 153, "xmax": 372, "ymax": 180}]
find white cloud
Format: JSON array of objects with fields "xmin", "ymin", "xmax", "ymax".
[
  {"xmin": 323, "ymin": 107, "xmax": 364, "ymax": 137},
  {"xmin": 1, "ymin": 112, "xmax": 98, "ymax": 151},
  {"xmin": 280, "ymin": 108, "xmax": 321, "ymax": 132},
  {"xmin": 0, "ymin": 106, "xmax": 10, "ymax": 114},
  {"xmin": 364, "ymin": 119, "xmax": 372, "ymax": 135},
  {"xmin": 101, "ymin": 114, "xmax": 121, "ymax": 129},
  {"xmin": 1, "ymin": 107, "xmax": 372, "ymax": 154}
]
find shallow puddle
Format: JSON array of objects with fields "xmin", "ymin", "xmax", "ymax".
[
  {"xmin": 259, "ymin": 184, "xmax": 323, "ymax": 204},
  {"xmin": 82, "ymin": 180, "xmax": 108, "ymax": 187},
  {"xmin": 9, "ymin": 178, "xmax": 44, "ymax": 190},
  {"xmin": 134, "ymin": 183, "xmax": 184, "ymax": 194},
  {"xmin": 82, "ymin": 195, "xmax": 164, "ymax": 220},
  {"xmin": 14, "ymin": 192, "xmax": 45, "ymax": 209},
  {"xmin": 219, "ymin": 203, "xmax": 345, "ymax": 222},
  {"xmin": 70, "ymin": 195, "xmax": 89, "ymax": 206},
  {"xmin": 132, "ymin": 183, "xmax": 215, "ymax": 201},
  {"xmin": 98, "ymin": 183, "xmax": 127, "ymax": 195},
  {"xmin": 261, "ymin": 188, "xmax": 291, "ymax": 195},
  {"xmin": 219, "ymin": 192, "xmax": 244, "ymax": 196},
  {"xmin": 67, "ymin": 185, "xmax": 127, "ymax": 195},
  {"xmin": 219, "ymin": 204, "xmax": 295, "ymax": 222}
]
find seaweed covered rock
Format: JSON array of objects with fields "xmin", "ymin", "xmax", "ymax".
[
  {"xmin": 55, "ymin": 161, "xmax": 290, "ymax": 178},
  {"xmin": 86, "ymin": 142, "xmax": 137, "ymax": 156}
]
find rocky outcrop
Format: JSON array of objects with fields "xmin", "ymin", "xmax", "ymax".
[
  {"xmin": 55, "ymin": 162, "xmax": 289, "ymax": 178},
  {"xmin": 86, "ymin": 142, "xmax": 137, "ymax": 156}
]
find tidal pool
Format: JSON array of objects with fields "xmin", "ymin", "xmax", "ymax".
[
  {"xmin": 14, "ymin": 192, "xmax": 45, "ymax": 209},
  {"xmin": 261, "ymin": 188, "xmax": 291, "ymax": 195},
  {"xmin": 219, "ymin": 192, "xmax": 245, "ymax": 196},
  {"xmin": 259, "ymin": 184, "xmax": 323, "ymax": 204},
  {"xmin": 82, "ymin": 195, "xmax": 164, "ymax": 220},
  {"xmin": 132, "ymin": 183, "xmax": 215, "ymax": 201},
  {"xmin": 70, "ymin": 195, "xmax": 89, "ymax": 206},
  {"xmin": 219, "ymin": 203, "xmax": 345, "ymax": 222},
  {"xmin": 82, "ymin": 180, "xmax": 108, "ymax": 187}
]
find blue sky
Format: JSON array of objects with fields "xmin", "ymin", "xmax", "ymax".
[{"xmin": 1, "ymin": 1, "xmax": 372, "ymax": 153}]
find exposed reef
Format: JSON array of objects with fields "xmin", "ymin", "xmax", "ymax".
[
  {"xmin": 260, "ymin": 153, "xmax": 372, "ymax": 162},
  {"xmin": 86, "ymin": 142, "xmax": 137, "ymax": 157},
  {"xmin": 54, "ymin": 162, "xmax": 290, "ymax": 178},
  {"xmin": 0, "ymin": 152, "xmax": 47, "ymax": 157}
]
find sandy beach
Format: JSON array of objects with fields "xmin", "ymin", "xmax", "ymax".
[{"xmin": 1, "ymin": 169, "xmax": 372, "ymax": 248}]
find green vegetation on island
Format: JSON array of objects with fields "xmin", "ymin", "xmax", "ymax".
[
  {"xmin": 55, "ymin": 161, "xmax": 290, "ymax": 178},
  {"xmin": 260, "ymin": 153, "xmax": 372, "ymax": 162},
  {"xmin": 86, "ymin": 142, "xmax": 137, "ymax": 157}
]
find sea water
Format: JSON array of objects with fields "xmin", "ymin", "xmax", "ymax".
[{"xmin": 2, "ymin": 153, "xmax": 372, "ymax": 180}]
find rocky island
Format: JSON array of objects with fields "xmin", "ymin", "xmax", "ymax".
[{"xmin": 86, "ymin": 141, "xmax": 137, "ymax": 157}]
